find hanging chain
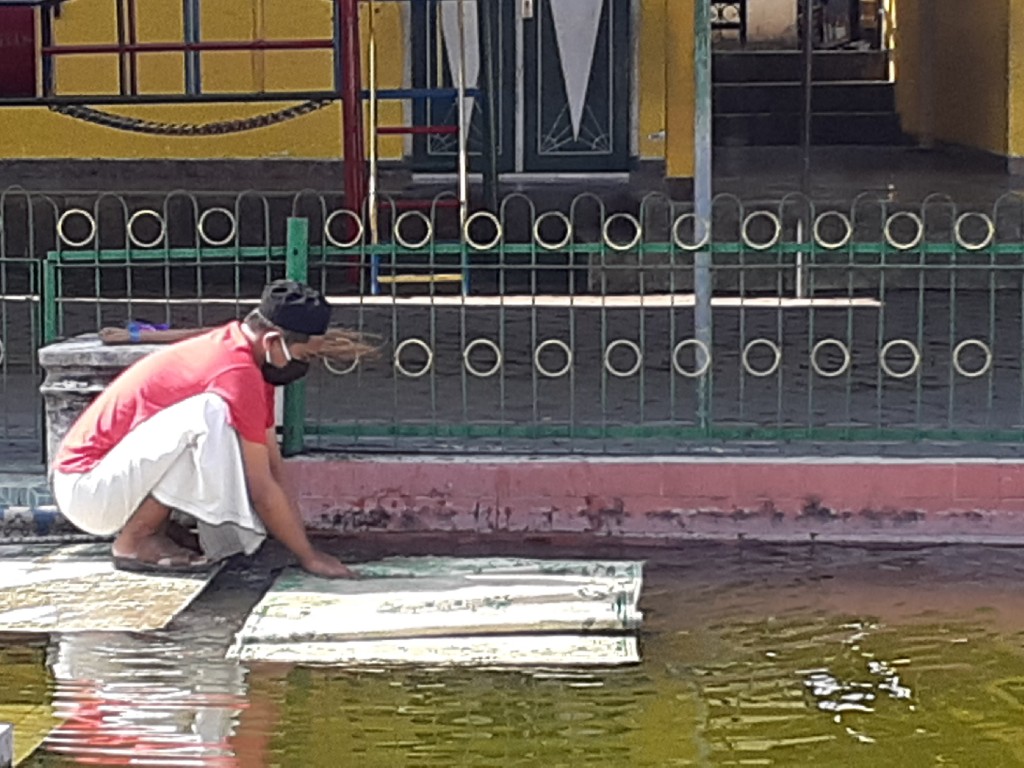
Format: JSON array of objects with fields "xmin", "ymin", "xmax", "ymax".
[{"xmin": 47, "ymin": 99, "xmax": 335, "ymax": 136}]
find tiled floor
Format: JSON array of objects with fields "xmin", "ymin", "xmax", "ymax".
[{"xmin": 0, "ymin": 543, "xmax": 220, "ymax": 633}]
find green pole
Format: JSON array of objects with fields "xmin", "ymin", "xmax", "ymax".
[
  {"xmin": 42, "ymin": 256, "xmax": 58, "ymax": 345},
  {"xmin": 282, "ymin": 217, "xmax": 309, "ymax": 456}
]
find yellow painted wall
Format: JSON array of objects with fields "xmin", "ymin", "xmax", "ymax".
[
  {"xmin": 891, "ymin": 0, "xmax": 921, "ymax": 139},
  {"xmin": 0, "ymin": 0, "xmax": 405, "ymax": 160},
  {"xmin": 1010, "ymin": 0, "xmax": 1024, "ymax": 160},
  {"xmin": 894, "ymin": 0, "xmax": 1011, "ymax": 156},
  {"xmin": 637, "ymin": 0, "xmax": 666, "ymax": 159},
  {"xmin": 664, "ymin": 0, "xmax": 695, "ymax": 178},
  {"xmin": 0, "ymin": 0, "xmax": 672, "ymax": 166}
]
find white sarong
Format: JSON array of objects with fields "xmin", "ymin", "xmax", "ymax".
[{"xmin": 52, "ymin": 393, "xmax": 267, "ymax": 561}]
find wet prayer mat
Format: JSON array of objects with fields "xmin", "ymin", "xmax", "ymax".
[
  {"xmin": 229, "ymin": 557, "xmax": 643, "ymax": 666},
  {"xmin": 0, "ymin": 543, "xmax": 221, "ymax": 633}
]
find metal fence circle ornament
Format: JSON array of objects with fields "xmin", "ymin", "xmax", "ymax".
[
  {"xmin": 742, "ymin": 338, "xmax": 782, "ymax": 377},
  {"xmin": 57, "ymin": 208, "xmax": 97, "ymax": 248},
  {"xmin": 127, "ymin": 209, "xmax": 167, "ymax": 249},
  {"xmin": 463, "ymin": 210, "xmax": 503, "ymax": 251},
  {"xmin": 953, "ymin": 212, "xmax": 995, "ymax": 251},
  {"xmin": 394, "ymin": 338, "xmax": 434, "ymax": 378},
  {"xmin": 463, "ymin": 338, "xmax": 503, "ymax": 378},
  {"xmin": 879, "ymin": 339, "xmax": 922, "ymax": 379},
  {"xmin": 671, "ymin": 213, "xmax": 711, "ymax": 251},
  {"xmin": 197, "ymin": 207, "xmax": 237, "ymax": 247},
  {"xmin": 952, "ymin": 339, "xmax": 993, "ymax": 378},
  {"xmin": 883, "ymin": 211, "xmax": 925, "ymax": 251},
  {"xmin": 323, "ymin": 356, "xmax": 360, "ymax": 376},
  {"xmin": 324, "ymin": 209, "xmax": 365, "ymax": 249},
  {"xmin": 603, "ymin": 339, "xmax": 643, "ymax": 378},
  {"xmin": 534, "ymin": 339, "xmax": 573, "ymax": 378},
  {"xmin": 672, "ymin": 338, "xmax": 712, "ymax": 378},
  {"xmin": 393, "ymin": 210, "xmax": 433, "ymax": 250},
  {"xmin": 810, "ymin": 338, "xmax": 852, "ymax": 378},
  {"xmin": 601, "ymin": 213, "xmax": 643, "ymax": 252},
  {"xmin": 812, "ymin": 211, "xmax": 854, "ymax": 250},
  {"xmin": 740, "ymin": 211, "xmax": 782, "ymax": 251},
  {"xmin": 533, "ymin": 210, "xmax": 573, "ymax": 251}
]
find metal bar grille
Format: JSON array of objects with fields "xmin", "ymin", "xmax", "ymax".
[{"xmin": 4, "ymin": 188, "xmax": 1024, "ymax": 465}]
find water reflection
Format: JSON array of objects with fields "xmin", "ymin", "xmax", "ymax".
[
  {"xmin": 45, "ymin": 632, "xmax": 246, "ymax": 767},
  {"xmin": 7, "ymin": 544, "xmax": 1024, "ymax": 766}
]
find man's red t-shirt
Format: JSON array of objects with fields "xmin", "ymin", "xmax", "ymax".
[{"xmin": 54, "ymin": 322, "xmax": 275, "ymax": 475}]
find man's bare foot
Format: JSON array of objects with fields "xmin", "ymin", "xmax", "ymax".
[
  {"xmin": 299, "ymin": 550, "xmax": 358, "ymax": 579},
  {"xmin": 112, "ymin": 531, "xmax": 209, "ymax": 569}
]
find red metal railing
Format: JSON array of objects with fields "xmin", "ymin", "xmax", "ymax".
[
  {"xmin": 41, "ymin": 39, "xmax": 337, "ymax": 55},
  {"xmin": 25, "ymin": 0, "xmax": 368, "ymax": 253}
]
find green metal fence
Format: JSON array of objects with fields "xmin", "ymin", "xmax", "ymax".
[
  {"xmin": 0, "ymin": 188, "xmax": 49, "ymax": 464},
  {"xmin": 34, "ymin": 190, "xmax": 320, "ymax": 460},
  {"xmin": 8, "ymin": 187, "xmax": 1024, "ymax": 462},
  {"xmin": 305, "ymin": 190, "xmax": 1024, "ymax": 452}
]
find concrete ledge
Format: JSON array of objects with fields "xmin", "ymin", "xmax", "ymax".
[
  {"xmin": 1, "ymin": 722, "xmax": 12, "ymax": 768},
  {"xmin": 290, "ymin": 456, "xmax": 1024, "ymax": 544}
]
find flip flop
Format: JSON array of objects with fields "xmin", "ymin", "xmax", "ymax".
[{"xmin": 112, "ymin": 553, "xmax": 215, "ymax": 575}]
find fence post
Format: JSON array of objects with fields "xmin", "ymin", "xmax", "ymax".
[
  {"xmin": 694, "ymin": 0, "xmax": 713, "ymax": 433},
  {"xmin": 42, "ymin": 255, "xmax": 58, "ymax": 344},
  {"xmin": 282, "ymin": 217, "xmax": 309, "ymax": 456}
]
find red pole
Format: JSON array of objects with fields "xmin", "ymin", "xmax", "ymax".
[{"xmin": 339, "ymin": 0, "xmax": 367, "ymax": 280}]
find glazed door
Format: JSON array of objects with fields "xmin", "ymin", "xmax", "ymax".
[{"xmin": 521, "ymin": 0, "xmax": 631, "ymax": 172}]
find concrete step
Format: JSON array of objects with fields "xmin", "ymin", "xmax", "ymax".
[
  {"xmin": 714, "ymin": 111, "xmax": 906, "ymax": 146},
  {"xmin": 714, "ymin": 81, "xmax": 896, "ymax": 115},
  {"xmin": 713, "ymin": 50, "xmax": 890, "ymax": 83}
]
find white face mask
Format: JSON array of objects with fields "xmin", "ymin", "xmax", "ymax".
[
  {"xmin": 264, "ymin": 333, "xmax": 293, "ymax": 365},
  {"xmin": 260, "ymin": 333, "xmax": 309, "ymax": 386}
]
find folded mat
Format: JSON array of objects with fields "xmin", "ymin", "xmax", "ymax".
[{"xmin": 229, "ymin": 557, "xmax": 643, "ymax": 666}]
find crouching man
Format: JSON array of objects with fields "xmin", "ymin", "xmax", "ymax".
[{"xmin": 51, "ymin": 279, "xmax": 370, "ymax": 579}]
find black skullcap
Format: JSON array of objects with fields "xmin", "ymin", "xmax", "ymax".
[{"xmin": 258, "ymin": 280, "xmax": 331, "ymax": 336}]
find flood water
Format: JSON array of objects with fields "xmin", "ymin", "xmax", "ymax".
[{"xmin": 4, "ymin": 541, "xmax": 1024, "ymax": 766}]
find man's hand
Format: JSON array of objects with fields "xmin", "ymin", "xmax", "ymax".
[{"xmin": 300, "ymin": 549, "xmax": 359, "ymax": 579}]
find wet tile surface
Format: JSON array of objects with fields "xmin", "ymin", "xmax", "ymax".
[{"xmin": 0, "ymin": 543, "xmax": 220, "ymax": 633}]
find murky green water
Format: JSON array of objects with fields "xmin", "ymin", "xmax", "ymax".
[{"xmin": 5, "ymin": 542, "xmax": 1024, "ymax": 766}]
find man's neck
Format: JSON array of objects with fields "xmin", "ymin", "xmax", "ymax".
[{"xmin": 239, "ymin": 322, "xmax": 263, "ymax": 366}]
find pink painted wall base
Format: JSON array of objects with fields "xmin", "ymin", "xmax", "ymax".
[{"xmin": 288, "ymin": 457, "xmax": 1024, "ymax": 544}]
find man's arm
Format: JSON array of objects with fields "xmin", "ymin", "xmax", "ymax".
[
  {"xmin": 266, "ymin": 428, "xmax": 294, "ymax": 496},
  {"xmin": 239, "ymin": 435, "xmax": 355, "ymax": 578}
]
